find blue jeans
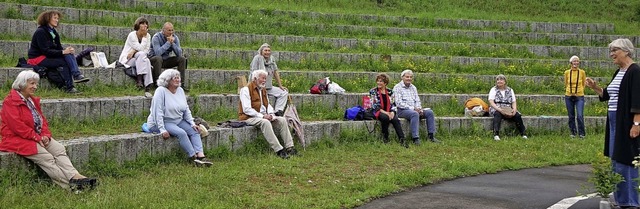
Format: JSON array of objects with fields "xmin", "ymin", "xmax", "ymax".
[
  {"xmin": 150, "ymin": 119, "xmax": 203, "ymax": 158},
  {"xmin": 63, "ymin": 54, "xmax": 82, "ymax": 77},
  {"xmin": 397, "ymin": 108, "xmax": 436, "ymax": 139},
  {"xmin": 564, "ymin": 96, "xmax": 585, "ymax": 136},
  {"xmin": 608, "ymin": 111, "xmax": 639, "ymax": 207}
]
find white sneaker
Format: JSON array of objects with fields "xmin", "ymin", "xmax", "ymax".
[
  {"xmin": 522, "ymin": 135, "xmax": 528, "ymax": 139},
  {"xmin": 493, "ymin": 135, "xmax": 501, "ymax": 141},
  {"xmin": 144, "ymin": 91, "xmax": 153, "ymax": 98},
  {"xmin": 570, "ymin": 135, "xmax": 575, "ymax": 138}
]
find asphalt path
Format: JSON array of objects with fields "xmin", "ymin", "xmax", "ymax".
[{"xmin": 357, "ymin": 164, "xmax": 605, "ymax": 209}]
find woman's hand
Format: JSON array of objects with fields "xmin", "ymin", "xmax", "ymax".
[
  {"xmin": 585, "ymin": 77, "xmax": 597, "ymax": 89},
  {"xmin": 631, "ymin": 125, "xmax": 640, "ymax": 138},
  {"xmin": 389, "ymin": 111, "xmax": 395, "ymax": 119},
  {"xmin": 38, "ymin": 136, "xmax": 51, "ymax": 147},
  {"xmin": 161, "ymin": 131, "xmax": 170, "ymax": 139},
  {"xmin": 63, "ymin": 47, "xmax": 75, "ymax": 55},
  {"xmin": 127, "ymin": 50, "xmax": 137, "ymax": 60},
  {"xmin": 193, "ymin": 125, "xmax": 199, "ymax": 132}
]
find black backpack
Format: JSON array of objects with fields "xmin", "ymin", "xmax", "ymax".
[{"xmin": 16, "ymin": 57, "xmax": 66, "ymax": 88}]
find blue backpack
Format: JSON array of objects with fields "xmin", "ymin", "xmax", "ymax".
[{"xmin": 344, "ymin": 106, "xmax": 364, "ymax": 120}]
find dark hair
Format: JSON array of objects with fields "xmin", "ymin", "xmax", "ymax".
[
  {"xmin": 376, "ymin": 73, "xmax": 390, "ymax": 85},
  {"xmin": 36, "ymin": 10, "xmax": 62, "ymax": 27},
  {"xmin": 133, "ymin": 17, "xmax": 149, "ymax": 31}
]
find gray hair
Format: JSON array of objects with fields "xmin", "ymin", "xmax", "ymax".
[
  {"xmin": 12, "ymin": 70, "xmax": 40, "ymax": 90},
  {"xmin": 609, "ymin": 38, "xmax": 635, "ymax": 57},
  {"xmin": 401, "ymin": 69, "xmax": 413, "ymax": 77},
  {"xmin": 251, "ymin": 69, "xmax": 268, "ymax": 81},
  {"xmin": 569, "ymin": 55, "xmax": 580, "ymax": 63},
  {"xmin": 156, "ymin": 69, "xmax": 180, "ymax": 88},
  {"xmin": 495, "ymin": 74, "xmax": 507, "ymax": 81}
]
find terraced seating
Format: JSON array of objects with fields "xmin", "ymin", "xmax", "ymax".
[
  {"xmin": 0, "ymin": 116, "xmax": 606, "ymax": 171},
  {"xmin": 0, "ymin": 0, "xmax": 625, "ymax": 181}
]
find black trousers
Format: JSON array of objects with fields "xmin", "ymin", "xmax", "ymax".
[
  {"xmin": 492, "ymin": 112, "xmax": 526, "ymax": 136},
  {"xmin": 378, "ymin": 112, "xmax": 405, "ymax": 141},
  {"xmin": 150, "ymin": 56, "xmax": 187, "ymax": 84}
]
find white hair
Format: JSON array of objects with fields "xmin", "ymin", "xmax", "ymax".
[
  {"xmin": 12, "ymin": 70, "xmax": 40, "ymax": 90},
  {"xmin": 569, "ymin": 55, "xmax": 580, "ymax": 63},
  {"xmin": 609, "ymin": 38, "xmax": 635, "ymax": 57},
  {"xmin": 401, "ymin": 69, "xmax": 413, "ymax": 77},
  {"xmin": 251, "ymin": 69, "xmax": 268, "ymax": 81},
  {"xmin": 156, "ymin": 69, "xmax": 180, "ymax": 88},
  {"xmin": 496, "ymin": 74, "xmax": 507, "ymax": 81}
]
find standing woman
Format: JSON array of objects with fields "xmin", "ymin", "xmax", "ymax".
[
  {"xmin": 146, "ymin": 69, "xmax": 212, "ymax": 166},
  {"xmin": 585, "ymin": 38, "xmax": 640, "ymax": 208},
  {"xmin": 0, "ymin": 71, "xmax": 97, "ymax": 192},
  {"xmin": 118, "ymin": 17, "xmax": 153, "ymax": 97},
  {"xmin": 368, "ymin": 73, "xmax": 406, "ymax": 147},
  {"xmin": 27, "ymin": 10, "xmax": 90, "ymax": 94},
  {"xmin": 564, "ymin": 55, "xmax": 587, "ymax": 138},
  {"xmin": 249, "ymin": 43, "xmax": 288, "ymax": 116}
]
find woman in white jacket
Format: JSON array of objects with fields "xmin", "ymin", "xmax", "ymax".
[{"xmin": 118, "ymin": 17, "xmax": 153, "ymax": 97}]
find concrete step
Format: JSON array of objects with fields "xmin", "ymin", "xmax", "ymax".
[
  {"xmin": 0, "ymin": 4, "xmax": 626, "ymax": 62},
  {"xmin": 0, "ymin": 116, "xmax": 606, "ymax": 172},
  {"xmin": 62, "ymin": 0, "xmax": 615, "ymax": 34},
  {"xmin": 0, "ymin": 40, "xmax": 619, "ymax": 73},
  {"xmin": 0, "ymin": 67, "xmax": 613, "ymax": 91},
  {"xmin": 0, "ymin": 92, "xmax": 605, "ymax": 122}
]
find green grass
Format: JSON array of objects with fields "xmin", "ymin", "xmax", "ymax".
[{"xmin": 0, "ymin": 128, "xmax": 603, "ymax": 208}]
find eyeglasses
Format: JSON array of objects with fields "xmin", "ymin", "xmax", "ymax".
[{"xmin": 610, "ymin": 48, "xmax": 621, "ymax": 53}]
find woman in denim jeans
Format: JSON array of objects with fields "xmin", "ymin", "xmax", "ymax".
[{"xmin": 564, "ymin": 55, "xmax": 587, "ymax": 138}]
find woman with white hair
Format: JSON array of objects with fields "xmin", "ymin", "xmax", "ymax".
[
  {"xmin": 146, "ymin": 69, "xmax": 212, "ymax": 166},
  {"xmin": 0, "ymin": 70, "xmax": 97, "ymax": 192},
  {"xmin": 564, "ymin": 55, "xmax": 587, "ymax": 138},
  {"xmin": 249, "ymin": 43, "xmax": 288, "ymax": 116},
  {"xmin": 118, "ymin": 16, "xmax": 153, "ymax": 97},
  {"xmin": 586, "ymin": 38, "xmax": 640, "ymax": 208},
  {"xmin": 488, "ymin": 74, "xmax": 527, "ymax": 141}
]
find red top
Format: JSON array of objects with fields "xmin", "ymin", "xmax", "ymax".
[{"xmin": 0, "ymin": 89, "xmax": 51, "ymax": 156}]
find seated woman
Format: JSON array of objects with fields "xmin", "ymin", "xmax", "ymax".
[
  {"xmin": 146, "ymin": 69, "xmax": 212, "ymax": 166},
  {"xmin": 368, "ymin": 73, "xmax": 406, "ymax": 147},
  {"xmin": 118, "ymin": 17, "xmax": 153, "ymax": 97},
  {"xmin": 488, "ymin": 74, "xmax": 527, "ymax": 141},
  {"xmin": 27, "ymin": 10, "xmax": 90, "ymax": 94},
  {"xmin": 0, "ymin": 70, "xmax": 97, "ymax": 192}
]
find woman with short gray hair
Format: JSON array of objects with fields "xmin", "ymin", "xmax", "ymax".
[
  {"xmin": 585, "ymin": 38, "xmax": 640, "ymax": 208},
  {"xmin": 488, "ymin": 74, "xmax": 527, "ymax": 141},
  {"xmin": 146, "ymin": 69, "xmax": 212, "ymax": 167},
  {"xmin": 0, "ymin": 70, "xmax": 97, "ymax": 192}
]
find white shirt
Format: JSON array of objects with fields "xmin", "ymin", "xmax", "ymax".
[
  {"xmin": 118, "ymin": 31, "xmax": 151, "ymax": 65},
  {"xmin": 239, "ymin": 85, "xmax": 275, "ymax": 119}
]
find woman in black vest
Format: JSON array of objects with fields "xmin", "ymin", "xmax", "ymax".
[{"xmin": 487, "ymin": 74, "xmax": 527, "ymax": 141}]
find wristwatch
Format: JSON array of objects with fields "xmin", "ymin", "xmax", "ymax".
[{"xmin": 634, "ymin": 122, "xmax": 640, "ymax": 126}]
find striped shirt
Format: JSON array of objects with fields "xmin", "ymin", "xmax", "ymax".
[
  {"xmin": 392, "ymin": 82, "xmax": 421, "ymax": 110},
  {"xmin": 607, "ymin": 70, "xmax": 626, "ymax": 111}
]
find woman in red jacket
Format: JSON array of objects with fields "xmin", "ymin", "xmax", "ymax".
[{"xmin": 0, "ymin": 70, "xmax": 97, "ymax": 192}]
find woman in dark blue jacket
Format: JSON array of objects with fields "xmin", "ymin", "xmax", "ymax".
[{"xmin": 27, "ymin": 10, "xmax": 89, "ymax": 93}]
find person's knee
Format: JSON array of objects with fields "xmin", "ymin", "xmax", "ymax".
[
  {"xmin": 423, "ymin": 109, "xmax": 434, "ymax": 118},
  {"xmin": 135, "ymin": 51, "xmax": 148, "ymax": 58}
]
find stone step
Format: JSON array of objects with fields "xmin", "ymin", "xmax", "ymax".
[
  {"xmin": 1, "ymin": 16, "xmax": 637, "ymax": 52},
  {"xmin": 51, "ymin": 0, "xmax": 615, "ymax": 34},
  {"xmin": 0, "ymin": 67, "xmax": 612, "ymax": 91},
  {"xmin": 0, "ymin": 16, "xmax": 628, "ymax": 62},
  {"xmin": 0, "ymin": 4, "xmax": 626, "ymax": 62},
  {"xmin": 0, "ymin": 116, "xmax": 606, "ymax": 172},
  {"xmin": 0, "ymin": 93, "xmax": 605, "ymax": 122},
  {"xmin": 0, "ymin": 40, "xmax": 619, "ymax": 73}
]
